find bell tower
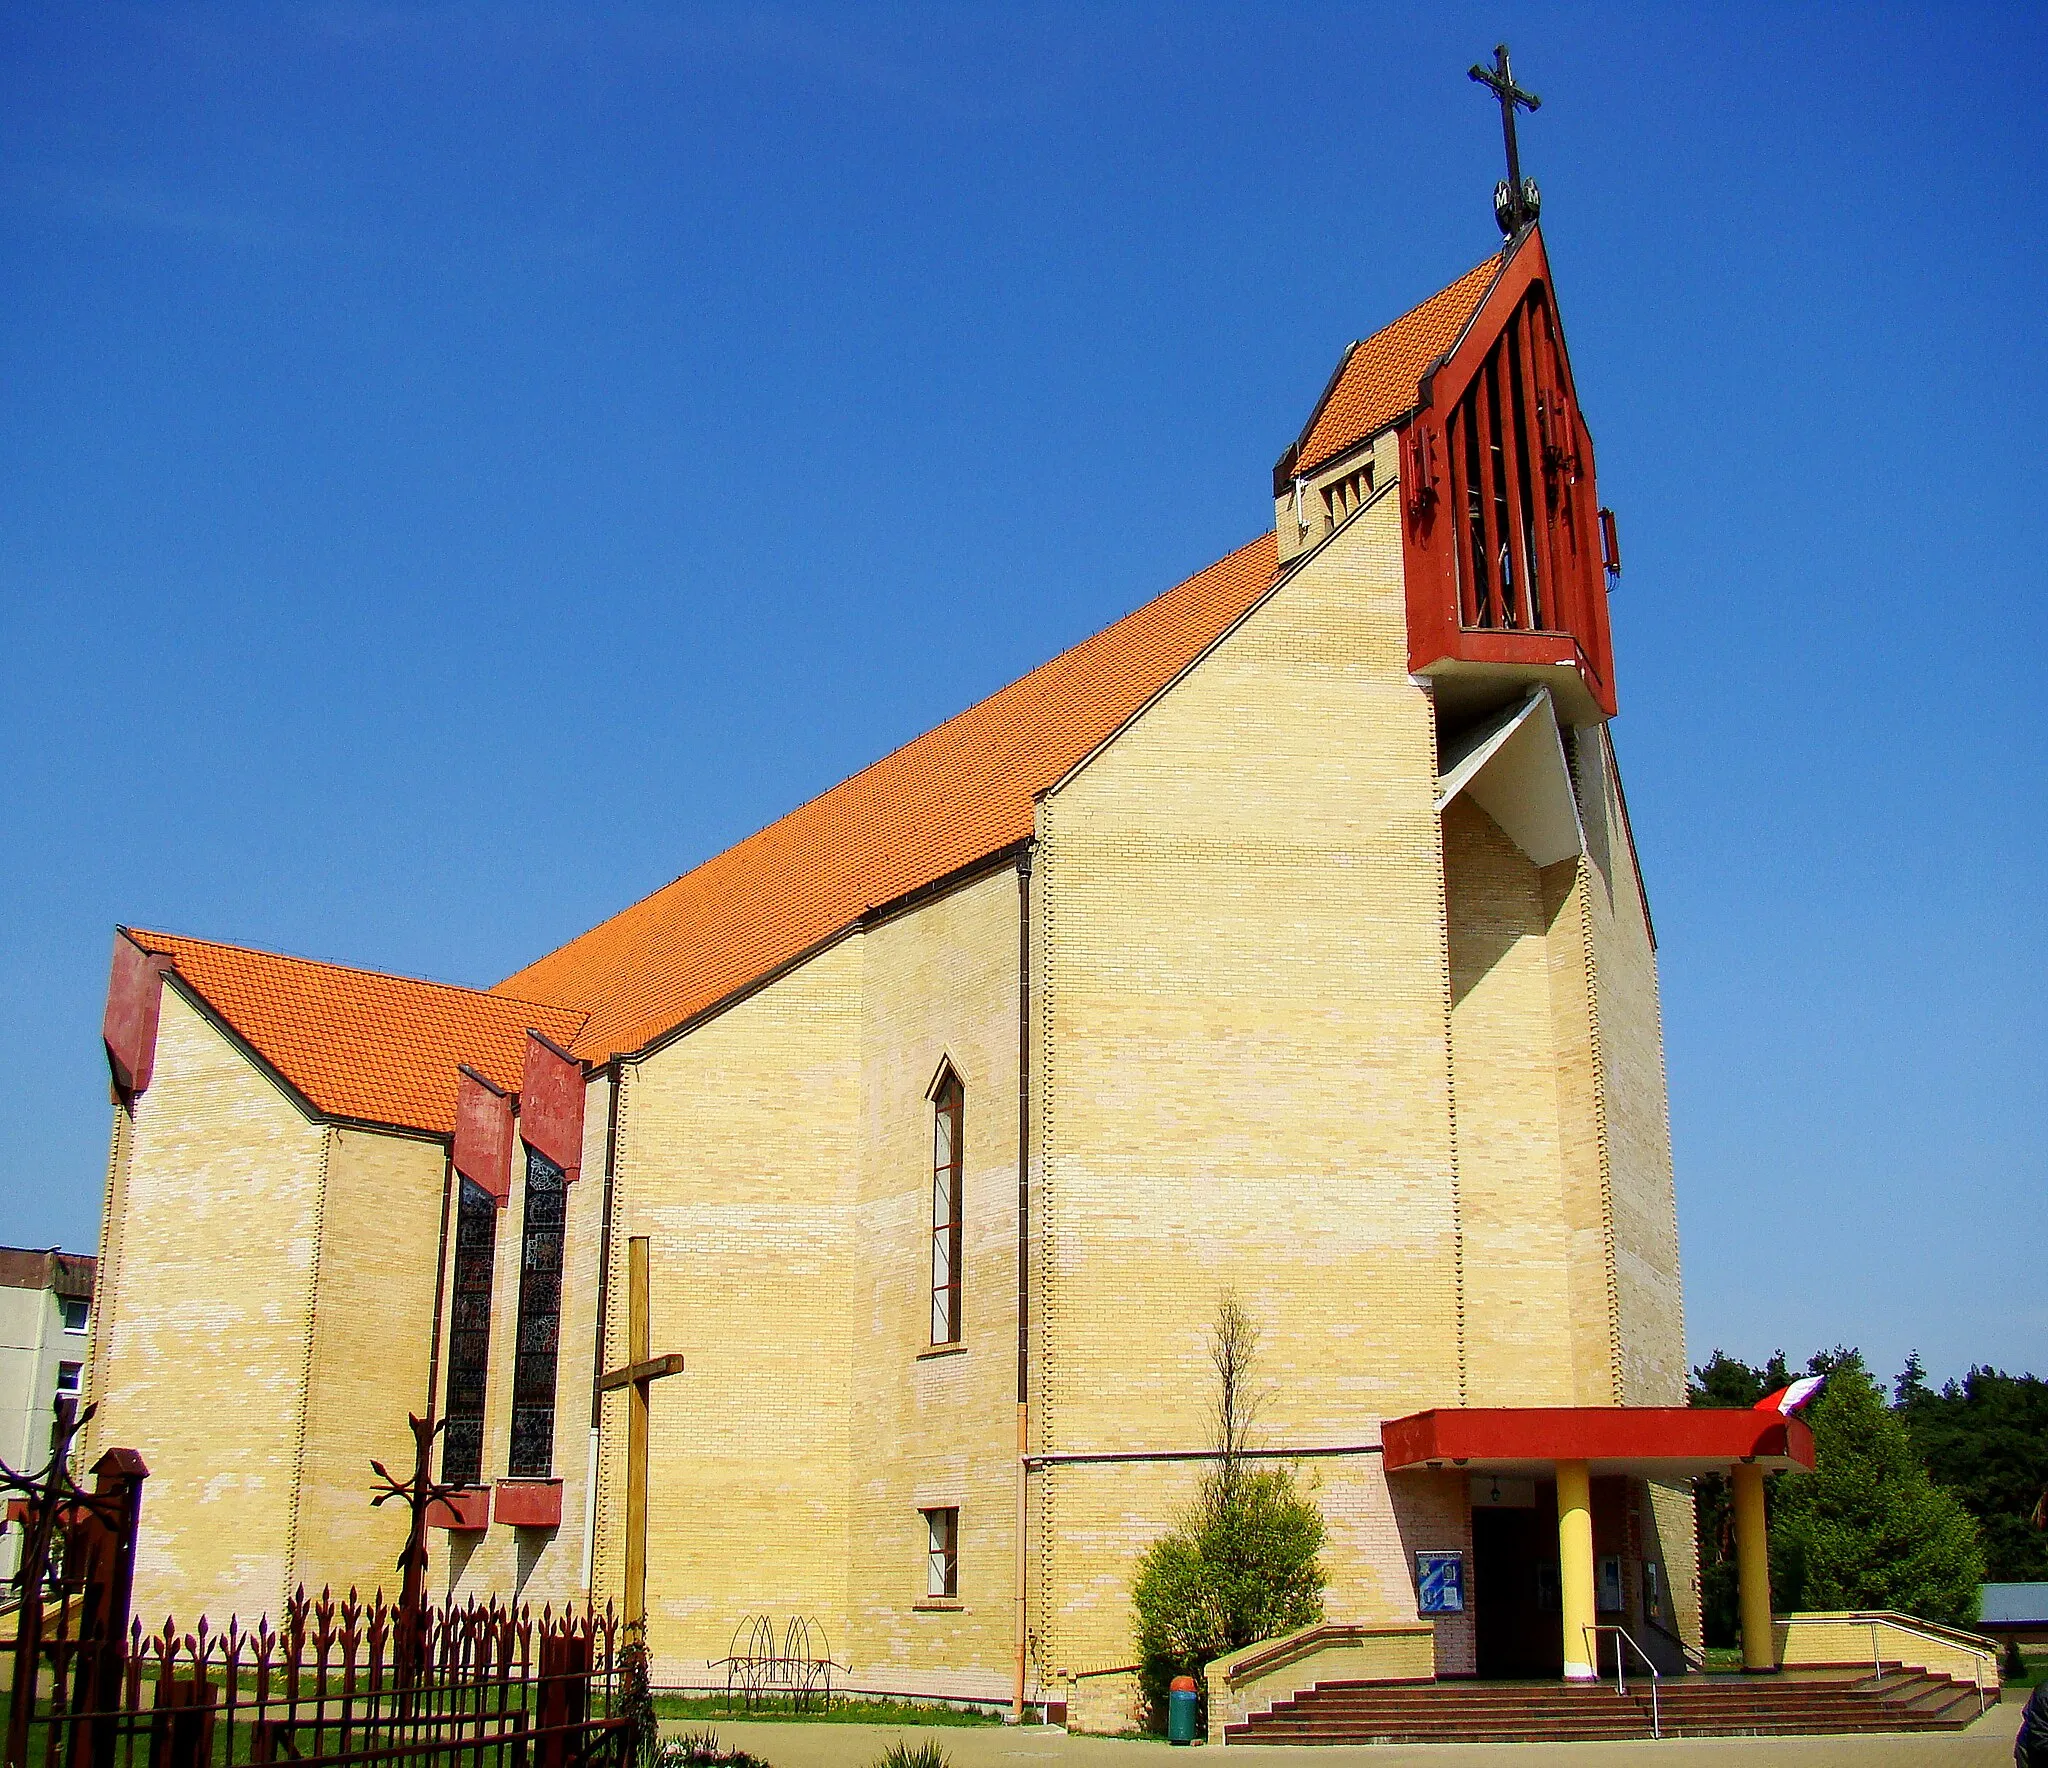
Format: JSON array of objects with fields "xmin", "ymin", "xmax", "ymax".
[
  {"xmin": 1275, "ymin": 44, "xmax": 1621, "ymax": 731},
  {"xmin": 1399, "ymin": 224, "xmax": 1618, "ymax": 728}
]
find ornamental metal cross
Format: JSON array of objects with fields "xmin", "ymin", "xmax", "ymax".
[
  {"xmin": 1469, "ymin": 43, "xmax": 1542, "ymax": 235},
  {"xmin": 595, "ymin": 1236, "xmax": 683, "ymax": 1637},
  {"xmin": 369, "ymin": 1412, "xmax": 464, "ymax": 1693}
]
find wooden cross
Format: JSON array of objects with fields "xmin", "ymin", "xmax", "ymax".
[
  {"xmin": 1469, "ymin": 42, "xmax": 1542, "ymax": 234},
  {"xmin": 595, "ymin": 1236, "xmax": 684, "ymax": 1634}
]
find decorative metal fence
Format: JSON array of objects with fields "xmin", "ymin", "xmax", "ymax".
[
  {"xmin": 8, "ymin": 1581, "xmax": 632, "ymax": 1768},
  {"xmin": 5, "ymin": 1407, "xmax": 639, "ymax": 1768}
]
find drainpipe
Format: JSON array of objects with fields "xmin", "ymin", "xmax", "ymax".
[{"xmin": 1013, "ymin": 845, "xmax": 1034, "ymax": 1724}]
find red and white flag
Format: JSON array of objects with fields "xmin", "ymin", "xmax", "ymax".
[{"xmin": 1753, "ymin": 1375, "xmax": 1825, "ymax": 1415}]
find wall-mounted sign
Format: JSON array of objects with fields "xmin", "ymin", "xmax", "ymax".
[
  {"xmin": 1416, "ymin": 1550, "xmax": 1466, "ymax": 1615},
  {"xmin": 1597, "ymin": 1555, "xmax": 1625, "ymax": 1614}
]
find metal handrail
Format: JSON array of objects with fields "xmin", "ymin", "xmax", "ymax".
[
  {"xmin": 1781, "ymin": 1611, "xmax": 1993, "ymax": 1720},
  {"xmin": 1583, "ymin": 1625, "xmax": 1661, "ymax": 1740},
  {"xmin": 1854, "ymin": 1615, "xmax": 1991, "ymax": 1719}
]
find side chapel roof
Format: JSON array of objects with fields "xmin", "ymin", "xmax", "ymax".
[
  {"xmin": 124, "ymin": 928, "xmax": 586, "ymax": 1135},
  {"xmin": 123, "ymin": 247, "xmax": 1507, "ymax": 1131}
]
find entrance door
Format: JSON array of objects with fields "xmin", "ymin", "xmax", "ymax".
[{"xmin": 1472, "ymin": 1495, "xmax": 1564, "ymax": 1678}]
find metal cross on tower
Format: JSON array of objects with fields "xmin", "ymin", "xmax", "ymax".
[{"xmin": 1469, "ymin": 43, "xmax": 1542, "ymax": 236}]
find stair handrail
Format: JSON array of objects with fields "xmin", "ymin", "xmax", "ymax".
[
  {"xmin": 1783, "ymin": 1610, "xmax": 1993, "ymax": 1718},
  {"xmin": 1583, "ymin": 1624, "xmax": 1661, "ymax": 1740}
]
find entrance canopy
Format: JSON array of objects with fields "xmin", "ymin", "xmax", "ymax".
[{"xmin": 1384, "ymin": 1406, "xmax": 1815, "ymax": 1481}]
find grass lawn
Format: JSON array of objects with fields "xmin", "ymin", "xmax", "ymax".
[{"xmin": 655, "ymin": 1694, "xmax": 1002, "ymax": 1728}]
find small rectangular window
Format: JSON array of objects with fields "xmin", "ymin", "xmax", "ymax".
[
  {"xmin": 930, "ymin": 1075, "xmax": 964, "ymax": 1345},
  {"xmin": 55, "ymin": 1361, "xmax": 82, "ymax": 1396},
  {"xmin": 61, "ymin": 1298, "xmax": 89, "ymax": 1334},
  {"xmin": 923, "ymin": 1506, "xmax": 959, "ymax": 1599}
]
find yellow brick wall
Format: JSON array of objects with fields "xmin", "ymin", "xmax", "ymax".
[
  {"xmin": 593, "ymin": 939, "xmax": 864, "ymax": 1682},
  {"xmin": 1443, "ymin": 795, "xmax": 1576, "ymax": 1407},
  {"xmin": 291, "ymin": 1126, "xmax": 445, "ymax": 1604},
  {"xmin": 1574, "ymin": 729, "xmax": 1685, "ymax": 1406},
  {"xmin": 86, "ymin": 984, "xmax": 331, "ymax": 1622},
  {"xmin": 845, "ymin": 866, "xmax": 1024, "ymax": 1701},
  {"xmin": 1032, "ymin": 493, "xmax": 1464, "ymax": 1687},
  {"xmin": 1541, "ymin": 855, "xmax": 1626, "ymax": 1405}
]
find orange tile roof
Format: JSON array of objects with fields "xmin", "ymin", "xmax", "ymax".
[
  {"xmin": 126, "ymin": 929, "xmax": 587, "ymax": 1136},
  {"xmin": 1290, "ymin": 254, "xmax": 1502, "ymax": 481},
  {"xmin": 497, "ymin": 532, "xmax": 1281, "ymax": 1059}
]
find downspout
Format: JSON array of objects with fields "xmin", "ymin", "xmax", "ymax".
[
  {"xmin": 1012, "ymin": 845, "xmax": 1034, "ymax": 1723},
  {"xmin": 581, "ymin": 1065, "xmax": 624, "ymax": 1595}
]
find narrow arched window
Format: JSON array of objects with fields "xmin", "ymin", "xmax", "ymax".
[
  {"xmin": 930, "ymin": 1072, "xmax": 964, "ymax": 1344},
  {"xmin": 441, "ymin": 1176, "xmax": 498, "ymax": 1488}
]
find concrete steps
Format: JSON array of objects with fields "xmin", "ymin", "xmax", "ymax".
[{"xmin": 1225, "ymin": 1670, "xmax": 1990, "ymax": 1744}]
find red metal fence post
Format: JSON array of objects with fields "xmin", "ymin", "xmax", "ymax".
[{"xmin": 65, "ymin": 1449, "xmax": 149, "ymax": 1768}]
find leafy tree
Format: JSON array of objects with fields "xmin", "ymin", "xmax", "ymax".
[
  {"xmin": 1131, "ymin": 1295, "xmax": 1326, "ymax": 1729},
  {"xmin": 1896, "ymin": 1358, "xmax": 2048, "ymax": 1583},
  {"xmin": 1770, "ymin": 1355, "xmax": 1985, "ymax": 1628}
]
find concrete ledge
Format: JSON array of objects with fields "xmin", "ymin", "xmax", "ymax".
[{"xmin": 1204, "ymin": 1620, "xmax": 1436, "ymax": 1744}]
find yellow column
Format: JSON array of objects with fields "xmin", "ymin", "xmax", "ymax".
[
  {"xmin": 1556, "ymin": 1459, "xmax": 1596, "ymax": 1681},
  {"xmin": 1731, "ymin": 1462, "xmax": 1776, "ymax": 1673}
]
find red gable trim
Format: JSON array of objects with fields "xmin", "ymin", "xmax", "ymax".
[
  {"xmin": 519, "ymin": 1031, "xmax": 584, "ymax": 1180},
  {"xmin": 454, "ymin": 1066, "xmax": 514, "ymax": 1204},
  {"xmin": 104, "ymin": 932, "xmax": 172, "ymax": 1098}
]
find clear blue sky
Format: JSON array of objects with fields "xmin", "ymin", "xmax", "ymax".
[{"xmin": 4, "ymin": 5, "xmax": 2041, "ymax": 1390}]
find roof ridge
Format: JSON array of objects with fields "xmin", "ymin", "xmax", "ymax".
[
  {"xmin": 494, "ymin": 533, "xmax": 1277, "ymax": 996},
  {"xmin": 127, "ymin": 926, "xmax": 583, "ymax": 1020}
]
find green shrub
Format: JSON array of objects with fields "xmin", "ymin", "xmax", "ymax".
[
  {"xmin": 1130, "ymin": 1294, "xmax": 1326, "ymax": 1729},
  {"xmin": 868, "ymin": 1742, "xmax": 949, "ymax": 1768},
  {"xmin": 1132, "ymin": 1463, "xmax": 1326, "ymax": 1724}
]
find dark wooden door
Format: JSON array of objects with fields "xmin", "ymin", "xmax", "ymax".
[{"xmin": 1472, "ymin": 1502, "xmax": 1565, "ymax": 1679}]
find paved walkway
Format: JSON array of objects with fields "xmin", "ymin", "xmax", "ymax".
[{"xmin": 674, "ymin": 1692, "xmax": 2022, "ymax": 1768}]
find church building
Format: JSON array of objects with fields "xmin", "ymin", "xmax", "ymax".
[{"xmin": 80, "ymin": 208, "xmax": 1803, "ymax": 1729}]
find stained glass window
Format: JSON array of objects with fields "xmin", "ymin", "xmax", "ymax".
[
  {"xmin": 508, "ymin": 1150, "xmax": 566, "ymax": 1479},
  {"xmin": 441, "ymin": 1177, "xmax": 497, "ymax": 1488}
]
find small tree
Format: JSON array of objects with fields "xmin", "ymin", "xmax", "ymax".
[
  {"xmin": 1770, "ymin": 1355, "xmax": 1985, "ymax": 1629},
  {"xmin": 1131, "ymin": 1294, "xmax": 1327, "ymax": 1729}
]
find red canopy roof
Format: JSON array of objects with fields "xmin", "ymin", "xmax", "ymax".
[{"xmin": 1383, "ymin": 1408, "xmax": 1815, "ymax": 1479}]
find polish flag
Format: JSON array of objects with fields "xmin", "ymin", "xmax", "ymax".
[{"xmin": 1753, "ymin": 1375, "xmax": 1825, "ymax": 1415}]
